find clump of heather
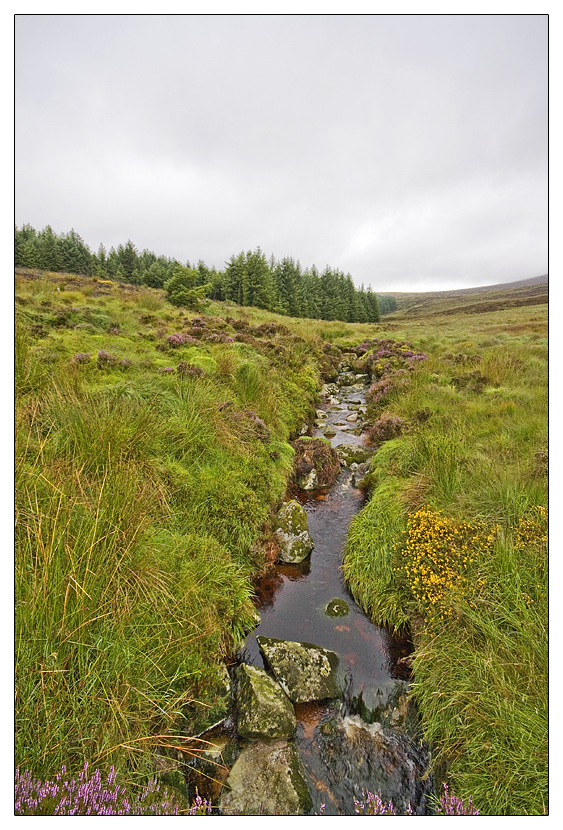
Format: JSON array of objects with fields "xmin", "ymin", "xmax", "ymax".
[
  {"xmin": 369, "ymin": 412, "xmax": 404, "ymax": 444},
  {"xmin": 354, "ymin": 790, "xmax": 399, "ymax": 815},
  {"xmin": 437, "ymin": 782, "xmax": 479, "ymax": 815},
  {"xmin": 167, "ymin": 332, "xmax": 199, "ymax": 348},
  {"xmin": 362, "ymin": 338, "xmax": 427, "ymax": 378},
  {"xmin": 187, "ymin": 792, "xmax": 214, "ymax": 815},
  {"xmin": 366, "ymin": 377, "xmax": 396, "ymax": 405},
  {"xmin": 159, "ymin": 366, "xmax": 175, "ymax": 374},
  {"xmin": 354, "ymin": 784, "xmax": 478, "ymax": 816},
  {"xmin": 14, "ymin": 764, "xmax": 181, "ymax": 816},
  {"xmin": 73, "ymin": 352, "xmax": 91, "ymax": 364},
  {"xmin": 202, "ymin": 331, "xmax": 234, "ymax": 344},
  {"xmin": 97, "ymin": 348, "xmax": 118, "ymax": 367},
  {"xmin": 231, "ymin": 409, "xmax": 271, "ymax": 442},
  {"xmin": 177, "ymin": 361, "xmax": 205, "ymax": 379}
]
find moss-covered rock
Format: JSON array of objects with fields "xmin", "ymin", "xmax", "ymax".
[
  {"xmin": 325, "ymin": 598, "xmax": 349, "ymax": 618},
  {"xmin": 257, "ymin": 636, "xmax": 342, "ymax": 704},
  {"xmin": 219, "ymin": 739, "xmax": 312, "ymax": 815},
  {"xmin": 336, "ymin": 442, "xmax": 372, "ymax": 467},
  {"xmin": 292, "ymin": 437, "xmax": 340, "ymax": 490},
  {"xmin": 236, "ymin": 664, "xmax": 296, "ymax": 740},
  {"xmin": 273, "ymin": 500, "xmax": 314, "ymax": 564}
]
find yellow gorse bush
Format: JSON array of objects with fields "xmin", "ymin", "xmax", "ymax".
[
  {"xmin": 394, "ymin": 508, "xmax": 496, "ymax": 622},
  {"xmin": 514, "ymin": 505, "xmax": 547, "ymax": 552}
]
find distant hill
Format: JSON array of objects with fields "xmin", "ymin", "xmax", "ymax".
[{"xmin": 378, "ymin": 274, "xmax": 548, "ymax": 318}]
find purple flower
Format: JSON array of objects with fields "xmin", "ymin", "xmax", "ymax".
[
  {"xmin": 97, "ymin": 349, "xmax": 118, "ymax": 366},
  {"xmin": 438, "ymin": 782, "xmax": 479, "ymax": 815},
  {"xmin": 177, "ymin": 362, "xmax": 204, "ymax": 378},
  {"xmin": 167, "ymin": 332, "xmax": 198, "ymax": 347},
  {"xmin": 15, "ymin": 764, "xmax": 180, "ymax": 816}
]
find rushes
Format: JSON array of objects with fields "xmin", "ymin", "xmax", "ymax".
[
  {"xmin": 15, "ymin": 283, "xmax": 321, "ymax": 798},
  {"xmin": 342, "ymin": 322, "xmax": 548, "ymax": 815}
]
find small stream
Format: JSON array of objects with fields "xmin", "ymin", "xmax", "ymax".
[{"xmin": 185, "ymin": 376, "xmax": 431, "ymax": 814}]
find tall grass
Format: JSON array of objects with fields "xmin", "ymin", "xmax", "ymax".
[
  {"xmin": 14, "ymin": 276, "xmax": 322, "ymax": 797},
  {"xmin": 343, "ymin": 314, "xmax": 548, "ymax": 815}
]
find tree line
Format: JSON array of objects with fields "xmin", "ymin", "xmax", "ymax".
[{"xmin": 14, "ymin": 224, "xmax": 398, "ymax": 321}]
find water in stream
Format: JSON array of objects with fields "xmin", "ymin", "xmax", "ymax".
[{"xmin": 186, "ymin": 379, "xmax": 432, "ymax": 814}]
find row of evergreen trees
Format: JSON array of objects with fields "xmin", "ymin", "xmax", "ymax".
[{"xmin": 14, "ymin": 224, "xmax": 397, "ymax": 321}]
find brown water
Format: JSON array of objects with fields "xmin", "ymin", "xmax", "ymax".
[{"xmin": 236, "ymin": 382, "xmax": 426, "ymax": 815}]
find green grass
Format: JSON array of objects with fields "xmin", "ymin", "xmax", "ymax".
[
  {"xmin": 15, "ymin": 270, "xmax": 548, "ymax": 815},
  {"xmin": 342, "ymin": 306, "xmax": 548, "ymax": 815},
  {"xmin": 14, "ymin": 272, "xmax": 323, "ymax": 797}
]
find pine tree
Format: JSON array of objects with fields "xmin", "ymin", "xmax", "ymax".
[
  {"xmin": 38, "ymin": 225, "xmax": 63, "ymax": 272},
  {"xmin": 117, "ymin": 240, "xmax": 138, "ymax": 281},
  {"xmin": 244, "ymin": 247, "xmax": 276, "ymax": 310}
]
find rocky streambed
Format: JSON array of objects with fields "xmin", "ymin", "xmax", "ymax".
[{"xmin": 179, "ymin": 361, "xmax": 432, "ymax": 815}]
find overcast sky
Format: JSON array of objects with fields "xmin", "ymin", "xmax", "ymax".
[{"xmin": 15, "ymin": 13, "xmax": 547, "ymax": 292}]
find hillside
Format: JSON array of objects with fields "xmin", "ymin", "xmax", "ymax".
[
  {"xmin": 14, "ymin": 267, "xmax": 547, "ymax": 815},
  {"xmin": 379, "ymin": 274, "xmax": 548, "ymax": 318}
]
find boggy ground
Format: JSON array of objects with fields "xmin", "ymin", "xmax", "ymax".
[{"xmin": 15, "ymin": 269, "xmax": 547, "ymax": 815}]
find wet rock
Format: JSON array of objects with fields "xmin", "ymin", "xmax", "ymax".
[
  {"xmin": 322, "ymin": 425, "xmax": 337, "ymax": 438},
  {"xmin": 236, "ymin": 664, "xmax": 296, "ymax": 740},
  {"xmin": 292, "ymin": 437, "xmax": 340, "ymax": 490},
  {"xmin": 336, "ymin": 443, "xmax": 372, "ymax": 466},
  {"xmin": 320, "ymin": 383, "xmax": 339, "ymax": 397},
  {"xmin": 325, "ymin": 598, "xmax": 350, "ymax": 618},
  {"xmin": 346, "ymin": 412, "xmax": 358, "ymax": 422},
  {"xmin": 257, "ymin": 636, "xmax": 342, "ymax": 703},
  {"xmin": 348, "ymin": 679, "xmax": 416, "ymax": 731},
  {"xmin": 273, "ymin": 500, "xmax": 314, "ymax": 564},
  {"xmin": 338, "ymin": 355, "xmax": 358, "ymax": 371},
  {"xmin": 313, "ymin": 713, "xmax": 432, "ymax": 815},
  {"xmin": 338, "ymin": 371, "xmax": 356, "ymax": 386},
  {"xmin": 220, "ymin": 739, "xmax": 312, "ymax": 815},
  {"xmin": 315, "ymin": 409, "xmax": 327, "ymax": 419},
  {"xmin": 351, "ymin": 461, "xmax": 371, "ymax": 489}
]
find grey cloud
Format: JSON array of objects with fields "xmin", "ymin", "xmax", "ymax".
[{"xmin": 15, "ymin": 14, "xmax": 547, "ymax": 291}]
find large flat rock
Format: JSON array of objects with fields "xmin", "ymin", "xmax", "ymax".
[
  {"xmin": 256, "ymin": 636, "xmax": 342, "ymax": 704},
  {"xmin": 219, "ymin": 739, "xmax": 312, "ymax": 815}
]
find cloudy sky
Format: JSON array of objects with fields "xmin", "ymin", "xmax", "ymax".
[{"xmin": 15, "ymin": 13, "xmax": 547, "ymax": 292}]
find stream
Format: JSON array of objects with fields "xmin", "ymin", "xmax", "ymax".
[{"xmin": 185, "ymin": 375, "xmax": 432, "ymax": 815}]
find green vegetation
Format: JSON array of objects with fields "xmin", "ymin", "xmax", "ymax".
[
  {"xmin": 15, "ymin": 267, "xmax": 547, "ymax": 815},
  {"xmin": 342, "ymin": 304, "xmax": 548, "ymax": 815},
  {"xmin": 15, "ymin": 224, "xmax": 392, "ymax": 321},
  {"xmin": 14, "ymin": 269, "xmax": 327, "ymax": 798}
]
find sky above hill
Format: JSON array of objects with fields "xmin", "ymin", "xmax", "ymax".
[{"xmin": 15, "ymin": 13, "xmax": 547, "ymax": 292}]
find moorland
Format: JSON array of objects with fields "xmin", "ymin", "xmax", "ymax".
[{"xmin": 14, "ymin": 267, "xmax": 547, "ymax": 815}]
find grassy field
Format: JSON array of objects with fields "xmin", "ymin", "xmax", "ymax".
[
  {"xmin": 14, "ymin": 269, "xmax": 329, "ymax": 803},
  {"xmin": 14, "ymin": 268, "xmax": 548, "ymax": 814},
  {"xmin": 342, "ymin": 298, "xmax": 548, "ymax": 815}
]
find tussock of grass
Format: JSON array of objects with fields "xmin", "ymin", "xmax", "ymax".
[
  {"xmin": 342, "ymin": 306, "xmax": 548, "ymax": 815},
  {"xmin": 15, "ymin": 274, "xmax": 322, "ymax": 792}
]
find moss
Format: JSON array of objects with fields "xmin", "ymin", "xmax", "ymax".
[{"xmin": 325, "ymin": 598, "xmax": 350, "ymax": 618}]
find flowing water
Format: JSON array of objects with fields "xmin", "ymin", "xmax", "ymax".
[
  {"xmin": 238, "ymin": 382, "xmax": 429, "ymax": 815},
  {"xmin": 186, "ymin": 379, "xmax": 431, "ymax": 814}
]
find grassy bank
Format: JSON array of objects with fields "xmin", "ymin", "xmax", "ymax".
[
  {"xmin": 342, "ymin": 303, "xmax": 548, "ymax": 815},
  {"xmin": 15, "ymin": 270, "xmax": 548, "ymax": 814},
  {"xmin": 14, "ymin": 270, "xmax": 335, "ymax": 798}
]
